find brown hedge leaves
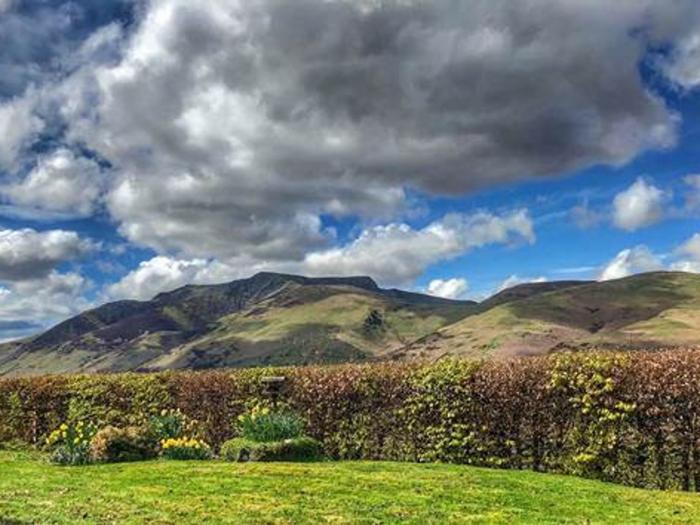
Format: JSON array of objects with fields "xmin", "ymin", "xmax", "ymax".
[{"xmin": 3, "ymin": 350, "xmax": 700, "ymax": 489}]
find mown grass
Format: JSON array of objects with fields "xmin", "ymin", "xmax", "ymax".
[{"xmin": 1, "ymin": 451, "xmax": 699, "ymax": 524}]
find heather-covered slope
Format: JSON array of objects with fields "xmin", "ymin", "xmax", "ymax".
[
  {"xmin": 397, "ymin": 271, "xmax": 700, "ymax": 360},
  {"xmin": 3, "ymin": 271, "xmax": 700, "ymax": 376},
  {"xmin": 0, "ymin": 272, "xmax": 475, "ymax": 376}
]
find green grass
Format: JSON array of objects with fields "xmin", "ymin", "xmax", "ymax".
[
  {"xmin": 1, "ymin": 451, "xmax": 699, "ymax": 524},
  {"xmin": 217, "ymin": 293, "xmax": 458, "ymax": 345}
]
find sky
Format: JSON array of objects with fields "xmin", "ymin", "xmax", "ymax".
[{"xmin": 1, "ymin": 0, "xmax": 700, "ymax": 340}]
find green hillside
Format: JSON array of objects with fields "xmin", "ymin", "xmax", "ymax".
[
  {"xmin": 399, "ymin": 271, "xmax": 700, "ymax": 360},
  {"xmin": 4, "ymin": 270, "xmax": 700, "ymax": 375},
  {"xmin": 0, "ymin": 272, "xmax": 475, "ymax": 376}
]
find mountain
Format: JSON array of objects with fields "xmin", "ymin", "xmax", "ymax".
[
  {"xmin": 396, "ymin": 271, "xmax": 700, "ymax": 360},
  {"xmin": 3, "ymin": 270, "xmax": 700, "ymax": 376},
  {"xmin": 0, "ymin": 272, "xmax": 476, "ymax": 376}
]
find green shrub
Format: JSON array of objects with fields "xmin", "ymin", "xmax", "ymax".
[
  {"xmin": 44, "ymin": 421, "xmax": 98, "ymax": 465},
  {"xmin": 237, "ymin": 405, "xmax": 304, "ymax": 442},
  {"xmin": 90, "ymin": 425, "xmax": 158, "ymax": 463},
  {"xmin": 160, "ymin": 437, "xmax": 211, "ymax": 460},
  {"xmin": 148, "ymin": 408, "xmax": 198, "ymax": 441},
  {"xmin": 221, "ymin": 436, "xmax": 324, "ymax": 462}
]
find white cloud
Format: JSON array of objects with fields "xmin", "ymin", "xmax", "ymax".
[
  {"xmin": 107, "ymin": 208, "xmax": 535, "ymax": 299},
  {"xmin": 106, "ymin": 256, "xmax": 241, "ymax": 301},
  {"xmin": 2, "ymin": 148, "xmax": 105, "ymax": 217},
  {"xmin": 0, "ymin": 90, "xmax": 43, "ymax": 170},
  {"xmin": 597, "ymin": 234, "xmax": 700, "ymax": 280},
  {"xmin": 599, "ymin": 245, "xmax": 664, "ymax": 281},
  {"xmin": 670, "ymin": 260, "xmax": 700, "ymax": 273},
  {"xmin": 670, "ymin": 233, "xmax": 700, "ymax": 272},
  {"xmin": 497, "ymin": 274, "xmax": 547, "ymax": 293},
  {"xmin": 302, "ymin": 209, "xmax": 534, "ymax": 286},
  {"xmin": 0, "ymin": 270, "xmax": 91, "ymax": 339},
  {"xmin": 676, "ymin": 232, "xmax": 700, "ymax": 260},
  {"xmin": 4, "ymin": 0, "xmax": 700, "ymax": 332},
  {"xmin": 0, "ymin": 228, "xmax": 95, "ymax": 281},
  {"xmin": 612, "ymin": 178, "xmax": 668, "ymax": 231},
  {"xmin": 426, "ymin": 278, "xmax": 469, "ymax": 299},
  {"xmin": 659, "ymin": 30, "xmax": 700, "ymax": 90},
  {"xmin": 2, "ymin": 0, "xmax": 690, "ymax": 262}
]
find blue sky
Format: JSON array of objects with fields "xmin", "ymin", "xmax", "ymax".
[{"xmin": 1, "ymin": 0, "xmax": 700, "ymax": 338}]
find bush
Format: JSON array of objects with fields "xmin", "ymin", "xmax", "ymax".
[
  {"xmin": 160, "ymin": 437, "xmax": 211, "ymax": 460},
  {"xmin": 45, "ymin": 421, "xmax": 98, "ymax": 465},
  {"xmin": 90, "ymin": 425, "xmax": 158, "ymax": 463},
  {"xmin": 237, "ymin": 405, "xmax": 304, "ymax": 442},
  {"xmin": 221, "ymin": 436, "xmax": 324, "ymax": 462},
  {"xmin": 7, "ymin": 351, "xmax": 700, "ymax": 489},
  {"xmin": 148, "ymin": 408, "xmax": 198, "ymax": 441}
]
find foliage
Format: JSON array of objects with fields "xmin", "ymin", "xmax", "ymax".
[
  {"xmin": 89, "ymin": 425, "xmax": 158, "ymax": 463},
  {"xmin": 362, "ymin": 308, "xmax": 385, "ymax": 335},
  {"xmin": 221, "ymin": 436, "xmax": 324, "ymax": 462},
  {"xmin": 148, "ymin": 408, "xmax": 199, "ymax": 442},
  {"xmin": 548, "ymin": 353, "xmax": 636, "ymax": 479},
  {"xmin": 160, "ymin": 437, "xmax": 211, "ymax": 460},
  {"xmin": 402, "ymin": 359, "xmax": 482, "ymax": 463},
  {"xmin": 44, "ymin": 421, "xmax": 98, "ymax": 465},
  {"xmin": 6, "ymin": 350, "xmax": 700, "ymax": 488},
  {"xmin": 236, "ymin": 404, "xmax": 304, "ymax": 442}
]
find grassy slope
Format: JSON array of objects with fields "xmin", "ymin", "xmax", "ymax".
[
  {"xmin": 148, "ymin": 289, "xmax": 471, "ymax": 369},
  {"xmin": 5, "ymin": 271, "xmax": 700, "ymax": 374},
  {"xmin": 0, "ymin": 282, "xmax": 473, "ymax": 374},
  {"xmin": 0, "ymin": 451, "xmax": 699, "ymax": 524},
  {"xmin": 398, "ymin": 304, "xmax": 577, "ymax": 360},
  {"xmin": 402, "ymin": 272, "xmax": 700, "ymax": 360}
]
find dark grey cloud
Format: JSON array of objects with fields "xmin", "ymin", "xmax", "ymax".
[
  {"xmin": 0, "ymin": 0, "xmax": 134, "ymax": 99},
  {"xmin": 0, "ymin": 320, "xmax": 42, "ymax": 342},
  {"xmin": 0, "ymin": 319, "xmax": 39, "ymax": 331},
  {"xmin": 1, "ymin": 0, "xmax": 699, "ymax": 264}
]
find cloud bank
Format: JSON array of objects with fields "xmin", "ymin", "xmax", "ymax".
[
  {"xmin": 1, "ymin": 0, "xmax": 700, "ymax": 333},
  {"xmin": 1, "ymin": 0, "xmax": 697, "ymax": 264}
]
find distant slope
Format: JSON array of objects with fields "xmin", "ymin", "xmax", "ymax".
[
  {"xmin": 478, "ymin": 280, "xmax": 590, "ymax": 310},
  {"xmin": 397, "ymin": 271, "xmax": 700, "ymax": 360},
  {"xmin": 0, "ymin": 272, "xmax": 476, "ymax": 376}
]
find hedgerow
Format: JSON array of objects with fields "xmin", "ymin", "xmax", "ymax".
[{"xmin": 3, "ymin": 350, "xmax": 700, "ymax": 489}]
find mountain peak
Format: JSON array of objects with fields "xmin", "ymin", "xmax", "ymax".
[{"xmin": 249, "ymin": 272, "xmax": 379, "ymax": 291}]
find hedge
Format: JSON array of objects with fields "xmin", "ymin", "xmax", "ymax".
[{"xmin": 2, "ymin": 350, "xmax": 700, "ymax": 490}]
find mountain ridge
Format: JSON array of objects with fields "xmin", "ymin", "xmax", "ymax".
[
  {"xmin": 0, "ymin": 271, "xmax": 475, "ymax": 376},
  {"xmin": 396, "ymin": 271, "xmax": 700, "ymax": 360},
  {"xmin": 3, "ymin": 270, "xmax": 700, "ymax": 376}
]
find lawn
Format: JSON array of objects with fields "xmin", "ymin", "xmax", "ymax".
[{"xmin": 1, "ymin": 451, "xmax": 699, "ymax": 524}]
